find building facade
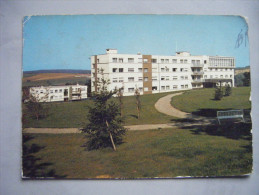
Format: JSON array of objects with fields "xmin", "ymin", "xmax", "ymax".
[
  {"xmin": 29, "ymin": 84, "xmax": 88, "ymax": 102},
  {"xmin": 91, "ymin": 49, "xmax": 235, "ymax": 96}
]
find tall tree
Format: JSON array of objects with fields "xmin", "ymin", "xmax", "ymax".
[
  {"xmin": 224, "ymin": 84, "xmax": 232, "ymax": 96},
  {"xmin": 82, "ymin": 71, "xmax": 126, "ymax": 151},
  {"xmin": 23, "ymin": 87, "xmax": 49, "ymax": 120},
  {"xmin": 134, "ymin": 88, "xmax": 141, "ymax": 119}
]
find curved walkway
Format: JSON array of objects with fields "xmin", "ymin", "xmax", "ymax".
[{"xmin": 155, "ymin": 92, "xmax": 192, "ymax": 118}]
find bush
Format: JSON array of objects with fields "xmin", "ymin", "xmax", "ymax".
[
  {"xmin": 214, "ymin": 87, "xmax": 223, "ymax": 100},
  {"xmin": 224, "ymin": 84, "xmax": 232, "ymax": 96}
]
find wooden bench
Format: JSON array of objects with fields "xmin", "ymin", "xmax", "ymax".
[{"xmin": 217, "ymin": 110, "xmax": 245, "ymax": 124}]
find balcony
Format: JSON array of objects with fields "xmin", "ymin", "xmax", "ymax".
[
  {"xmin": 192, "ymin": 71, "xmax": 204, "ymax": 75},
  {"xmin": 191, "ymin": 79, "xmax": 204, "ymax": 83},
  {"xmin": 191, "ymin": 64, "xmax": 204, "ymax": 67}
]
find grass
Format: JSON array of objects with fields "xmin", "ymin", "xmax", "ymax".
[
  {"xmin": 23, "ymin": 91, "xmax": 178, "ymax": 128},
  {"xmin": 171, "ymin": 87, "xmax": 251, "ymax": 117},
  {"xmin": 22, "ymin": 124, "xmax": 252, "ymax": 179}
]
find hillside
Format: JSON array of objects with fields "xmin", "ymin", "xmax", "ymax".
[{"xmin": 24, "ymin": 69, "xmax": 91, "ymax": 74}]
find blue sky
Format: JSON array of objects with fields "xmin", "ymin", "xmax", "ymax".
[{"xmin": 23, "ymin": 15, "xmax": 249, "ymax": 71}]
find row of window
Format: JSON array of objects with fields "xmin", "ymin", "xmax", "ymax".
[
  {"xmin": 204, "ymin": 75, "xmax": 233, "ymax": 79},
  {"xmin": 127, "ymin": 85, "xmax": 188, "ymax": 92},
  {"xmin": 109, "ymin": 58, "xmax": 207, "ymax": 64}
]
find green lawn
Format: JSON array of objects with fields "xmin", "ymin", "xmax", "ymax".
[
  {"xmin": 23, "ymin": 92, "xmax": 177, "ymax": 128},
  {"xmin": 171, "ymin": 87, "xmax": 251, "ymax": 117},
  {"xmin": 22, "ymin": 124, "xmax": 252, "ymax": 178}
]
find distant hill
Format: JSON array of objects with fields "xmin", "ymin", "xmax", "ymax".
[
  {"xmin": 235, "ymin": 66, "xmax": 250, "ymax": 75},
  {"xmin": 24, "ymin": 69, "xmax": 91, "ymax": 74}
]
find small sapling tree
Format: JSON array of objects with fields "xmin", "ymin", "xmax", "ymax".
[
  {"xmin": 134, "ymin": 88, "xmax": 141, "ymax": 119},
  {"xmin": 117, "ymin": 87, "xmax": 124, "ymax": 116},
  {"xmin": 82, "ymin": 71, "xmax": 126, "ymax": 151},
  {"xmin": 224, "ymin": 84, "xmax": 232, "ymax": 96},
  {"xmin": 214, "ymin": 86, "xmax": 223, "ymax": 100},
  {"xmin": 23, "ymin": 87, "xmax": 49, "ymax": 120}
]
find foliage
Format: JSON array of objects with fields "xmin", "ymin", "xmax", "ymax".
[
  {"xmin": 224, "ymin": 84, "xmax": 232, "ymax": 96},
  {"xmin": 85, "ymin": 78, "xmax": 92, "ymax": 97},
  {"xmin": 242, "ymin": 72, "xmax": 251, "ymax": 86},
  {"xmin": 214, "ymin": 87, "xmax": 223, "ymax": 100},
  {"xmin": 235, "ymin": 74, "xmax": 245, "ymax": 86},
  {"xmin": 134, "ymin": 88, "xmax": 141, "ymax": 119},
  {"xmin": 82, "ymin": 72, "xmax": 126, "ymax": 151}
]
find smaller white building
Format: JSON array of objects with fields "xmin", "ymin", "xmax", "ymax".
[{"xmin": 29, "ymin": 84, "xmax": 88, "ymax": 102}]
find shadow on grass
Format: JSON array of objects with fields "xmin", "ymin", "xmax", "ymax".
[
  {"xmin": 181, "ymin": 122, "xmax": 252, "ymax": 140},
  {"xmin": 22, "ymin": 134, "xmax": 67, "ymax": 179},
  {"xmin": 128, "ymin": 114, "xmax": 138, "ymax": 119},
  {"xmin": 190, "ymin": 108, "xmax": 251, "ymax": 118}
]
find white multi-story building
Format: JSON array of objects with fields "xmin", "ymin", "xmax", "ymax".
[
  {"xmin": 91, "ymin": 49, "xmax": 235, "ymax": 96},
  {"xmin": 29, "ymin": 84, "xmax": 88, "ymax": 102}
]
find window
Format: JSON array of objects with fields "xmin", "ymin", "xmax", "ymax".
[
  {"xmin": 220, "ymin": 75, "xmax": 223, "ymax": 78},
  {"xmin": 119, "ymin": 68, "xmax": 123, "ymax": 72},
  {"xmin": 210, "ymin": 75, "xmax": 213, "ymax": 78},
  {"xmin": 161, "ymin": 59, "xmax": 165, "ymax": 63},
  {"xmin": 204, "ymin": 60, "xmax": 207, "ymax": 64},
  {"xmin": 128, "ymin": 77, "xmax": 134, "ymax": 82},
  {"xmin": 161, "ymin": 68, "xmax": 165, "ymax": 72},
  {"xmin": 138, "ymin": 58, "xmax": 142, "ymax": 63},
  {"xmin": 173, "ymin": 68, "xmax": 177, "ymax": 72},
  {"xmin": 152, "ymin": 76, "xmax": 157, "ymax": 81},
  {"xmin": 181, "ymin": 76, "xmax": 184, "ymax": 80},
  {"xmin": 119, "ymin": 77, "xmax": 124, "ymax": 82},
  {"xmin": 196, "ymin": 60, "xmax": 200, "ymax": 65},
  {"xmin": 180, "ymin": 68, "xmax": 184, "ymax": 72},
  {"xmin": 113, "ymin": 68, "xmax": 117, "ymax": 73},
  {"xmin": 55, "ymin": 90, "xmax": 58, "ymax": 93},
  {"xmin": 184, "ymin": 68, "xmax": 188, "ymax": 72},
  {"xmin": 59, "ymin": 89, "xmax": 62, "ymax": 92},
  {"xmin": 143, "ymin": 59, "xmax": 148, "ymax": 63},
  {"xmin": 173, "ymin": 85, "xmax": 178, "ymax": 89},
  {"xmin": 166, "ymin": 68, "xmax": 169, "ymax": 72},
  {"xmin": 166, "ymin": 76, "xmax": 169, "ymax": 81},
  {"xmin": 112, "ymin": 58, "xmax": 117, "ymax": 62},
  {"xmin": 166, "ymin": 85, "xmax": 170, "ymax": 90},
  {"xmin": 97, "ymin": 59, "xmax": 99, "ymax": 63},
  {"xmin": 144, "ymin": 68, "xmax": 148, "ymax": 73},
  {"xmin": 184, "ymin": 59, "xmax": 187, "ymax": 63},
  {"xmin": 128, "ymin": 88, "xmax": 134, "ymax": 92},
  {"xmin": 138, "ymin": 68, "xmax": 143, "ymax": 72},
  {"xmin": 128, "ymin": 58, "xmax": 134, "ymax": 63},
  {"xmin": 172, "ymin": 59, "xmax": 177, "ymax": 63},
  {"xmin": 225, "ymin": 75, "xmax": 228, "ymax": 78},
  {"xmin": 128, "ymin": 68, "xmax": 134, "ymax": 72},
  {"xmin": 204, "ymin": 75, "xmax": 207, "ymax": 79},
  {"xmin": 161, "ymin": 86, "xmax": 165, "ymax": 90},
  {"xmin": 138, "ymin": 77, "xmax": 143, "ymax": 81},
  {"xmin": 185, "ymin": 76, "xmax": 188, "ymax": 80},
  {"xmin": 181, "ymin": 85, "xmax": 184, "ymax": 89},
  {"xmin": 185, "ymin": 85, "xmax": 188, "ymax": 88},
  {"xmin": 50, "ymin": 90, "xmax": 53, "ymax": 93},
  {"xmin": 173, "ymin": 76, "xmax": 177, "ymax": 80},
  {"xmin": 152, "ymin": 59, "xmax": 157, "ymax": 63},
  {"xmin": 144, "ymin": 87, "xmax": 148, "ymax": 92},
  {"xmin": 144, "ymin": 77, "xmax": 148, "ymax": 82},
  {"xmin": 192, "ymin": 60, "xmax": 195, "ymax": 64},
  {"xmin": 165, "ymin": 59, "xmax": 169, "ymax": 63},
  {"xmin": 152, "ymin": 86, "xmax": 158, "ymax": 91},
  {"xmin": 161, "ymin": 76, "xmax": 165, "ymax": 81},
  {"xmin": 230, "ymin": 75, "xmax": 233, "ymax": 78},
  {"xmin": 139, "ymin": 87, "xmax": 143, "ymax": 92},
  {"xmin": 180, "ymin": 59, "xmax": 183, "ymax": 63},
  {"xmin": 113, "ymin": 78, "xmax": 118, "ymax": 83}
]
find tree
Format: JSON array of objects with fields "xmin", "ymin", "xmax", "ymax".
[
  {"xmin": 82, "ymin": 72, "xmax": 126, "ymax": 151},
  {"xmin": 23, "ymin": 87, "xmax": 49, "ymax": 120},
  {"xmin": 242, "ymin": 72, "xmax": 251, "ymax": 86},
  {"xmin": 85, "ymin": 78, "xmax": 92, "ymax": 97},
  {"xmin": 224, "ymin": 84, "xmax": 232, "ymax": 96},
  {"xmin": 134, "ymin": 88, "xmax": 141, "ymax": 119},
  {"xmin": 117, "ymin": 87, "xmax": 124, "ymax": 116},
  {"xmin": 214, "ymin": 86, "xmax": 223, "ymax": 100}
]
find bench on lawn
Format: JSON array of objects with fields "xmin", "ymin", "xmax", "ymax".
[{"xmin": 217, "ymin": 109, "xmax": 245, "ymax": 125}]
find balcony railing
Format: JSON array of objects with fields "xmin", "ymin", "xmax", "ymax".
[
  {"xmin": 191, "ymin": 64, "xmax": 204, "ymax": 67},
  {"xmin": 191, "ymin": 79, "xmax": 204, "ymax": 83},
  {"xmin": 192, "ymin": 71, "xmax": 204, "ymax": 75}
]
